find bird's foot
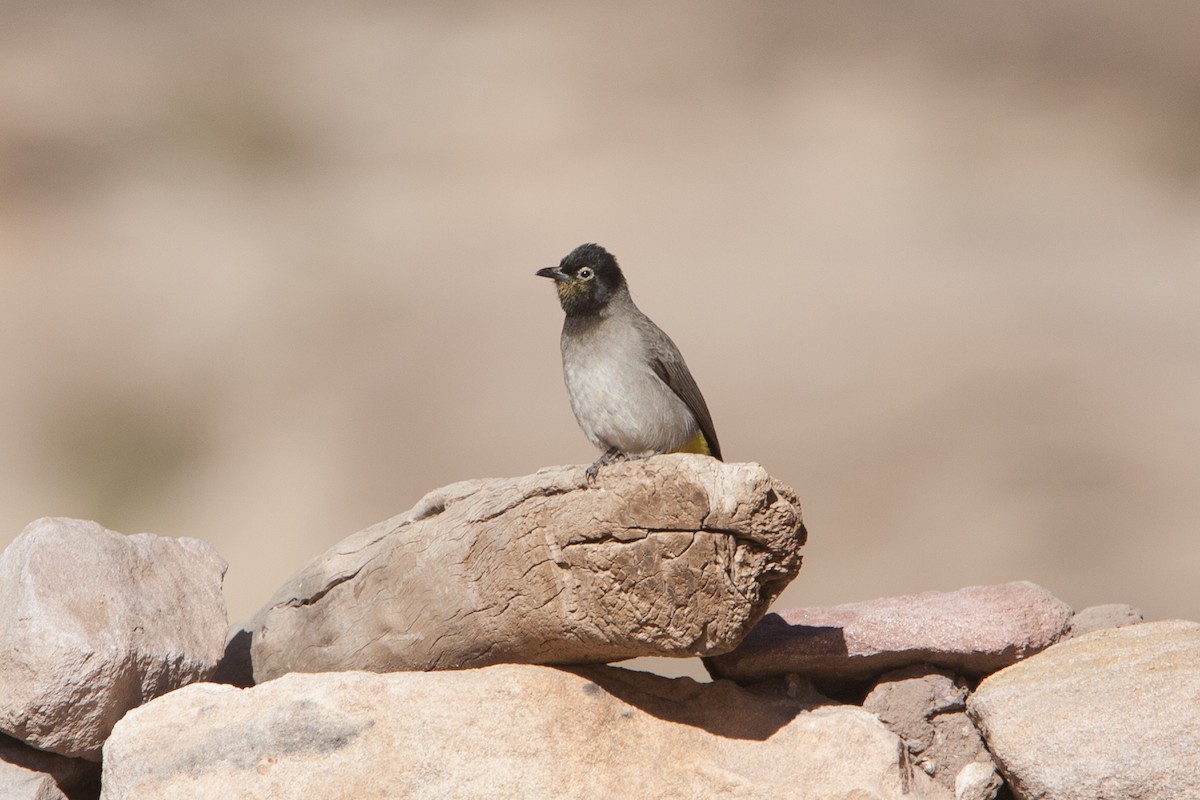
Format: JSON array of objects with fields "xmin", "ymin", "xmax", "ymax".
[
  {"xmin": 585, "ymin": 447, "xmax": 623, "ymax": 483},
  {"xmin": 585, "ymin": 448, "xmax": 651, "ymax": 484}
]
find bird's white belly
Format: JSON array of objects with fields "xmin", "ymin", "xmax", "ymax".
[{"xmin": 563, "ymin": 356, "xmax": 696, "ymax": 455}]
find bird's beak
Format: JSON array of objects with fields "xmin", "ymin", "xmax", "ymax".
[{"xmin": 536, "ymin": 266, "xmax": 571, "ymax": 283}]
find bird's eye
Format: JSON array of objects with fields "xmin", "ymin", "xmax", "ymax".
[{"xmin": 578, "ymin": 268, "xmax": 593, "ymax": 280}]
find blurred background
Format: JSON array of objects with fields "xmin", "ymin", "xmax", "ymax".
[{"xmin": 2, "ymin": 2, "xmax": 1198, "ymax": 677}]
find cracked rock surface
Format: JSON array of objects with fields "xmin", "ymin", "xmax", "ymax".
[{"xmin": 239, "ymin": 455, "xmax": 806, "ymax": 682}]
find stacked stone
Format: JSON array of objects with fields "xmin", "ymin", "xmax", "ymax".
[{"xmin": 1, "ymin": 457, "xmax": 1195, "ymax": 800}]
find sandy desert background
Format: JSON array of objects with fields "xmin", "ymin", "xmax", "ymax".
[{"xmin": 2, "ymin": 2, "xmax": 1197, "ymax": 677}]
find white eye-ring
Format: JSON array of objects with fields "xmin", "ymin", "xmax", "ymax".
[{"xmin": 578, "ymin": 267, "xmax": 593, "ymax": 279}]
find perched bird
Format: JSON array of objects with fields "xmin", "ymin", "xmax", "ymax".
[{"xmin": 536, "ymin": 243, "xmax": 722, "ymax": 481}]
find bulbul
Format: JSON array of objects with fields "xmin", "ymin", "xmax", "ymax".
[{"xmin": 536, "ymin": 243, "xmax": 722, "ymax": 480}]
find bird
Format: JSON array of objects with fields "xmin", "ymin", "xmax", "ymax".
[{"xmin": 536, "ymin": 243, "xmax": 722, "ymax": 481}]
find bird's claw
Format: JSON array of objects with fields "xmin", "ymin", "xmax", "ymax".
[{"xmin": 585, "ymin": 447, "xmax": 626, "ymax": 485}]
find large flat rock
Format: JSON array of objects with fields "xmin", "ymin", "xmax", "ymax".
[
  {"xmin": 705, "ymin": 582, "xmax": 1072, "ymax": 690},
  {"xmin": 241, "ymin": 456, "xmax": 806, "ymax": 682},
  {"xmin": 101, "ymin": 664, "xmax": 949, "ymax": 800},
  {"xmin": 968, "ymin": 619, "xmax": 1200, "ymax": 800},
  {"xmin": 0, "ymin": 518, "xmax": 228, "ymax": 761}
]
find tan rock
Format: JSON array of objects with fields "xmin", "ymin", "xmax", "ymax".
[
  {"xmin": 102, "ymin": 664, "xmax": 949, "ymax": 800},
  {"xmin": 242, "ymin": 456, "xmax": 806, "ymax": 682},
  {"xmin": 705, "ymin": 582, "xmax": 1072, "ymax": 690},
  {"xmin": 0, "ymin": 518, "xmax": 228, "ymax": 761},
  {"xmin": 969, "ymin": 619, "xmax": 1200, "ymax": 800}
]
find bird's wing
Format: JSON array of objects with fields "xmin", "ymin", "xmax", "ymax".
[{"xmin": 649, "ymin": 334, "xmax": 723, "ymax": 461}]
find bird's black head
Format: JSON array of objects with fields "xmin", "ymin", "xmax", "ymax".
[{"xmin": 536, "ymin": 243, "xmax": 627, "ymax": 316}]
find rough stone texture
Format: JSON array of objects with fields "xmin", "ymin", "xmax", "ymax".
[
  {"xmin": 101, "ymin": 664, "xmax": 950, "ymax": 800},
  {"xmin": 0, "ymin": 518, "xmax": 229, "ymax": 761},
  {"xmin": 0, "ymin": 734, "xmax": 100, "ymax": 800},
  {"xmin": 863, "ymin": 665, "xmax": 988, "ymax": 791},
  {"xmin": 969, "ymin": 619, "xmax": 1200, "ymax": 800},
  {"xmin": 954, "ymin": 760, "xmax": 1002, "ymax": 800},
  {"xmin": 0, "ymin": 760, "xmax": 68, "ymax": 800},
  {"xmin": 242, "ymin": 456, "xmax": 806, "ymax": 683},
  {"xmin": 705, "ymin": 582, "xmax": 1072, "ymax": 691},
  {"xmin": 1066, "ymin": 602, "xmax": 1143, "ymax": 638}
]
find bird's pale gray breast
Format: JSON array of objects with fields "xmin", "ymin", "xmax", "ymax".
[{"xmin": 560, "ymin": 310, "xmax": 698, "ymax": 455}]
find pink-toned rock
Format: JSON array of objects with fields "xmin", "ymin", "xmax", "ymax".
[{"xmin": 705, "ymin": 582, "xmax": 1072, "ymax": 690}]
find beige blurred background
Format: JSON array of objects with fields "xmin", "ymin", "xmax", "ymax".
[{"xmin": 2, "ymin": 2, "xmax": 1198, "ymax": 675}]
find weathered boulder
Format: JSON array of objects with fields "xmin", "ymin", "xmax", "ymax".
[
  {"xmin": 862, "ymin": 665, "xmax": 990, "ymax": 793},
  {"xmin": 0, "ymin": 518, "xmax": 228, "ymax": 761},
  {"xmin": 968, "ymin": 619, "xmax": 1200, "ymax": 800},
  {"xmin": 101, "ymin": 664, "xmax": 949, "ymax": 800},
  {"xmin": 241, "ymin": 456, "xmax": 806, "ymax": 682},
  {"xmin": 704, "ymin": 582, "xmax": 1072, "ymax": 691}
]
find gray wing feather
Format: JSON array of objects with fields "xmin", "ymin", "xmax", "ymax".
[{"xmin": 647, "ymin": 330, "xmax": 722, "ymax": 461}]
